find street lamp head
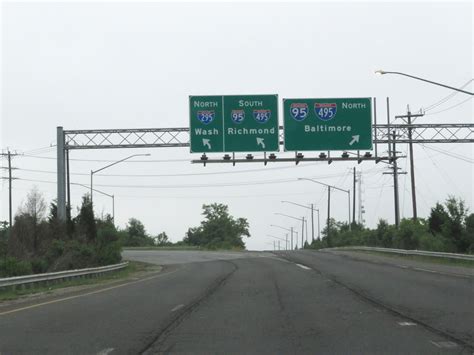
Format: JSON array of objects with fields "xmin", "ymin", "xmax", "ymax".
[{"xmin": 375, "ymin": 69, "xmax": 386, "ymax": 75}]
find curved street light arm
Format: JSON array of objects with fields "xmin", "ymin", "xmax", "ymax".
[{"xmin": 375, "ymin": 70, "xmax": 473, "ymax": 95}]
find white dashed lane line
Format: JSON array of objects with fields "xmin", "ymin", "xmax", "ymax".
[
  {"xmin": 171, "ymin": 304, "xmax": 185, "ymax": 312},
  {"xmin": 398, "ymin": 322, "xmax": 417, "ymax": 326},
  {"xmin": 295, "ymin": 263, "xmax": 311, "ymax": 270},
  {"xmin": 96, "ymin": 348, "xmax": 114, "ymax": 355},
  {"xmin": 430, "ymin": 341, "xmax": 458, "ymax": 349}
]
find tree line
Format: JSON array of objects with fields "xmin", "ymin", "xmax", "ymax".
[
  {"xmin": 0, "ymin": 188, "xmax": 250, "ymax": 277},
  {"xmin": 309, "ymin": 196, "xmax": 474, "ymax": 253}
]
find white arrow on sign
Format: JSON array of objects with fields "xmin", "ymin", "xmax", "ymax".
[
  {"xmin": 202, "ymin": 138, "xmax": 212, "ymax": 149},
  {"xmin": 349, "ymin": 135, "xmax": 360, "ymax": 146},
  {"xmin": 256, "ymin": 137, "xmax": 265, "ymax": 149}
]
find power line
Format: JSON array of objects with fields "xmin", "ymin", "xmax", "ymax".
[
  {"xmin": 15, "ymin": 176, "xmax": 321, "ymax": 189},
  {"xmin": 424, "ymin": 95, "xmax": 473, "ymax": 115},
  {"xmin": 15, "ymin": 165, "xmax": 348, "ymax": 178},
  {"xmin": 423, "ymin": 79, "xmax": 473, "ymax": 112},
  {"xmin": 420, "ymin": 144, "xmax": 473, "ymax": 164}
]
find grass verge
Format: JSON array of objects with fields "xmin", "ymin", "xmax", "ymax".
[
  {"xmin": 0, "ymin": 261, "xmax": 159, "ymax": 302},
  {"xmin": 349, "ymin": 249, "xmax": 474, "ymax": 268}
]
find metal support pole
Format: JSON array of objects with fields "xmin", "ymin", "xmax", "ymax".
[
  {"xmin": 278, "ymin": 240, "xmax": 280, "ymax": 251},
  {"xmin": 317, "ymin": 209, "xmax": 320, "ymax": 240},
  {"xmin": 311, "ymin": 204, "xmax": 315, "ymax": 243},
  {"xmin": 353, "ymin": 167, "xmax": 356, "ymax": 225},
  {"xmin": 90, "ymin": 171, "xmax": 93, "ymax": 204},
  {"xmin": 387, "ymin": 97, "xmax": 392, "ymax": 158},
  {"xmin": 112, "ymin": 195, "xmax": 115, "ymax": 226},
  {"xmin": 57, "ymin": 127, "xmax": 67, "ymax": 221},
  {"xmin": 290, "ymin": 229, "xmax": 293, "ymax": 250},
  {"xmin": 392, "ymin": 131, "xmax": 400, "ymax": 227},
  {"xmin": 347, "ymin": 191, "xmax": 351, "ymax": 229},
  {"xmin": 407, "ymin": 109, "xmax": 418, "ymax": 220},
  {"xmin": 327, "ymin": 186, "xmax": 331, "ymax": 246},
  {"xmin": 66, "ymin": 149, "xmax": 71, "ymax": 216},
  {"xmin": 301, "ymin": 217, "xmax": 304, "ymax": 249},
  {"xmin": 305, "ymin": 219, "xmax": 308, "ymax": 245},
  {"xmin": 373, "ymin": 97, "xmax": 378, "ymax": 158},
  {"xmin": 7, "ymin": 151, "xmax": 12, "ymax": 228}
]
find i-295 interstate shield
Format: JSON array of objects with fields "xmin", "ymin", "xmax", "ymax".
[
  {"xmin": 190, "ymin": 95, "xmax": 279, "ymax": 153},
  {"xmin": 283, "ymin": 97, "xmax": 372, "ymax": 151}
]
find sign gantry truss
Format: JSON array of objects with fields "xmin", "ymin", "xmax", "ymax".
[{"xmin": 64, "ymin": 123, "xmax": 474, "ymax": 150}]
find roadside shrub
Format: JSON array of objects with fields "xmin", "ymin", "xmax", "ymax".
[
  {"xmin": 31, "ymin": 258, "xmax": 49, "ymax": 274},
  {"xmin": 0, "ymin": 257, "xmax": 32, "ymax": 277}
]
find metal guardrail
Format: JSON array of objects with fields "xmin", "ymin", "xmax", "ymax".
[
  {"xmin": 0, "ymin": 261, "xmax": 129, "ymax": 290},
  {"xmin": 326, "ymin": 246, "xmax": 474, "ymax": 261}
]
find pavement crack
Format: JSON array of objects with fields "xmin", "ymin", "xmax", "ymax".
[
  {"xmin": 139, "ymin": 260, "xmax": 238, "ymax": 355},
  {"xmin": 277, "ymin": 252, "xmax": 474, "ymax": 353}
]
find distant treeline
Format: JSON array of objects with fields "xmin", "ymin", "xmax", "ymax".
[
  {"xmin": 309, "ymin": 196, "xmax": 474, "ymax": 254},
  {"xmin": 0, "ymin": 188, "xmax": 250, "ymax": 277}
]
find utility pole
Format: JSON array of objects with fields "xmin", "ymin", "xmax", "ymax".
[
  {"xmin": 8, "ymin": 151, "xmax": 12, "ymax": 228},
  {"xmin": 383, "ymin": 131, "xmax": 407, "ymax": 227},
  {"xmin": 1, "ymin": 151, "xmax": 19, "ymax": 228},
  {"xmin": 353, "ymin": 167, "xmax": 356, "ymax": 225},
  {"xmin": 311, "ymin": 204, "xmax": 315, "ymax": 243},
  {"xmin": 301, "ymin": 217, "xmax": 305, "ymax": 249},
  {"xmin": 285, "ymin": 234, "xmax": 288, "ymax": 251},
  {"xmin": 395, "ymin": 108, "xmax": 423, "ymax": 221}
]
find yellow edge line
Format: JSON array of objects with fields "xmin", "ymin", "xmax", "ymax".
[{"xmin": 0, "ymin": 267, "xmax": 180, "ymax": 317}]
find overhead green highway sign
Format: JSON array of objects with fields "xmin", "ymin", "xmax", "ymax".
[
  {"xmin": 189, "ymin": 95, "xmax": 279, "ymax": 153},
  {"xmin": 283, "ymin": 97, "xmax": 372, "ymax": 151}
]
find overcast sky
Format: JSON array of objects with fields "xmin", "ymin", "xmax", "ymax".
[{"xmin": 1, "ymin": 1, "xmax": 472, "ymax": 250}]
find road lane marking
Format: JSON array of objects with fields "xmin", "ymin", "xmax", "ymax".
[
  {"xmin": 171, "ymin": 304, "xmax": 184, "ymax": 312},
  {"xmin": 398, "ymin": 321, "xmax": 416, "ymax": 326},
  {"xmin": 0, "ymin": 268, "xmax": 181, "ymax": 317},
  {"xmin": 295, "ymin": 263, "xmax": 311, "ymax": 270},
  {"xmin": 430, "ymin": 341, "xmax": 457, "ymax": 349},
  {"xmin": 97, "ymin": 348, "xmax": 114, "ymax": 355}
]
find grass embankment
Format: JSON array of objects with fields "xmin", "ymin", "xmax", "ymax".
[
  {"xmin": 0, "ymin": 261, "xmax": 158, "ymax": 302},
  {"xmin": 123, "ymin": 245, "xmax": 203, "ymax": 251},
  {"xmin": 350, "ymin": 249, "xmax": 474, "ymax": 268}
]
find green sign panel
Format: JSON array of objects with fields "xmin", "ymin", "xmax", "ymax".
[
  {"xmin": 189, "ymin": 95, "xmax": 279, "ymax": 153},
  {"xmin": 283, "ymin": 97, "xmax": 372, "ymax": 151}
]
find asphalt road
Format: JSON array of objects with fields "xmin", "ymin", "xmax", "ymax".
[{"xmin": 0, "ymin": 250, "xmax": 472, "ymax": 354}]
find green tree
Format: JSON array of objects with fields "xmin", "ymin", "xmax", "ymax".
[
  {"xmin": 155, "ymin": 232, "xmax": 170, "ymax": 246},
  {"xmin": 184, "ymin": 203, "xmax": 250, "ymax": 250},
  {"xmin": 122, "ymin": 218, "xmax": 155, "ymax": 246},
  {"xmin": 428, "ymin": 203, "xmax": 449, "ymax": 235},
  {"xmin": 75, "ymin": 194, "xmax": 96, "ymax": 242},
  {"xmin": 443, "ymin": 196, "xmax": 468, "ymax": 252},
  {"xmin": 465, "ymin": 213, "xmax": 474, "ymax": 253}
]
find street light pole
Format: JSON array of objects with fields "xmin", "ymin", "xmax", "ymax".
[
  {"xmin": 90, "ymin": 153, "xmax": 150, "ymax": 204},
  {"xmin": 298, "ymin": 178, "xmax": 351, "ymax": 237},
  {"xmin": 73, "ymin": 183, "xmax": 115, "ymax": 226},
  {"xmin": 281, "ymin": 200, "xmax": 321, "ymax": 242},
  {"xmin": 375, "ymin": 70, "xmax": 474, "ymax": 95},
  {"xmin": 270, "ymin": 225, "xmax": 298, "ymax": 250}
]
